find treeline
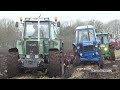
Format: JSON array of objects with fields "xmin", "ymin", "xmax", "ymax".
[
  {"xmin": 0, "ymin": 18, "xmax": 120, "ymax": 51},
  {"xmin": 58, "ymin": 19, "xmax": 120, "ymax": 52},
  {"xmin": 0, "ymin": 18, "xmax": 20, "ymax": 48}
]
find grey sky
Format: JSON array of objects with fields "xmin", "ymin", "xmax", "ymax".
[{"xmin": 0, "ymin": 11, "xmax": 120, "ymax": 23}]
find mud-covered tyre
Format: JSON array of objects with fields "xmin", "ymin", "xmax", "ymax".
[
  {"xmin": 99, "ymin": 56, "xmax": 104, "ymax": 69},
  {"xmin": 110, "ymin": 49, "xmax": 115, "ymax": 61},
  {"xmin": 73, "ymin": 54, "xmax": 80, "ymax": 67},
  {"xmin": 18, "ymin": 68, "xmax": 25, "ymax": 74},
  {"xmin": 48, "ymin": 50, "xmax": 64, "ymax": 78},
  {"xmin": 6, "ymin": 52, "xmax": 19, "ymax": 78}
]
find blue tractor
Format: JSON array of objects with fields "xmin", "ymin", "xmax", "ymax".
[{"xmin": 72, "ymin": 25, "xmax": 104, "ymax": 68}]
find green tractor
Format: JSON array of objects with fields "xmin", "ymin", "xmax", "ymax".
[
  {"xmin": 96, "ymin": 32, "xmax": 115, "ymax": 61},
  {"xmin": 6, "ymin": 16, "xmax": 64, "ymax": 78}
]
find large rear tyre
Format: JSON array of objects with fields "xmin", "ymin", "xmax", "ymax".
[
  {"xmin": 6, "ymin": 52, "xmax": 19, "ymax": 78},
  {"xmin": 48, "ymin": 50, "xmax": 64, "ymax": 78}
]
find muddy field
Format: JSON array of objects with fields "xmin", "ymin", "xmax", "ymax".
[
  {"xmin": 0, "ymin": 48, "xmax": 8, "ymax": 79},
  {"xmin": 1, "ymin": 48, "xmax": 120, "ymax": 79}
]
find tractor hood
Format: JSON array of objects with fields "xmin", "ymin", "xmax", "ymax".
[
  {"xmin": 100, "ymin": 44, "xmax": 105, "ymax": 48},
  {"xmin": 100, "ymin": 44, "xmax": 109, "ymax": 48},
  {"xmin": 73, "ymin": 41, "xmax": 94, "ymax": 47}
]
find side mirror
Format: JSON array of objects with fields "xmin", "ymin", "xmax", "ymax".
[
  {"xmin": 57, "ymin": 21, "xmax": 60, "ymax": 27},
  {"xmin": 15, "ymin": 22, "xmax": 18, "ymax": 27}
]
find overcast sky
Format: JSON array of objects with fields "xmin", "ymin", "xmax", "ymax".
[{"xmin": 0, "ymin": 11, "xmax": 120, "ymax": 23}]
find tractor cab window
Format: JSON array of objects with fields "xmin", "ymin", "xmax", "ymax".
[
  {"xmin": 78, "ymin": 29, "xmax": 95, "ymax": 42},
  {"xmin": 50, "ymin": 23, "xmax": 57, "ymax": 39},
  {"xmin": 25, "ymin": 21, "xmax": 49, "ymax": 38},
  {"xmin": 97, "ymin": 35, "xmax": 109, "ymax": 44},
  {"xmin": 103, "ymin": 35, "xmax": 109, "ymax": 44}
]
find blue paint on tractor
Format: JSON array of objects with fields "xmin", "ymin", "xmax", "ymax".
[{"xmin": 73, "ymin": 25, "xmax": 101, "ymax": 63}]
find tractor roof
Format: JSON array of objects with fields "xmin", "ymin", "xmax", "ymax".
[
  {"xmin": 76, "ymin": 25, "xmax": 95, "ymax": 30},
  {"xmin": 24, "ymin": 17, "xmax": 54, "ymax": 23}
]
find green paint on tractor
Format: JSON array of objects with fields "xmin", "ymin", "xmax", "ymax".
[
  {"xmin": 96, "ymin": 32, "xmax": 115, "ymax": 60},
  {"xmin": 6, "ymin": 16, "xmax": 65, "ymax": 78}
]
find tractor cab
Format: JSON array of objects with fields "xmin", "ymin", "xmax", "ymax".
[{"xmin": 6, "ymin": 15, "xmax": 65, "ymax": 78}]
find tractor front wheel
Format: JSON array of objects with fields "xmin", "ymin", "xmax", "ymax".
[
  {"xmin": 73, "ymin": 54, "xmax": 80, "ymax": 67},
  {"xmin": 98, "ymin": 56, "xmax": 104, "ymax": 69}
]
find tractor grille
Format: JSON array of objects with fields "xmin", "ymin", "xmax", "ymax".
[
  {"xmin": 26, "ymin": 41, "xmax": 38, "ymax": 54},
  {"xmin": 83, "ymin": 45, "xmax": 93, "ymax": 52}
]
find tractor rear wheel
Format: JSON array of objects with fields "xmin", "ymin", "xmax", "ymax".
[
  {"xmin": 6, "ymin": 52, "xmax": 19, "ymax": 78},
  {"xmin": 110, "ymin": 48, "xmax": 115, "ymax": 61},
  {"xmin": 48, "ymin": 50, "xmax": 64, "ymax": 78}
]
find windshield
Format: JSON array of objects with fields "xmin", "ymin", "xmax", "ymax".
[
  {"xmin": 78, "ymin": 29, "xmax": 95, "ymax": 42},
  {"xmin": 25, "ymin": 21, "xmax": 49, "ymax": 38},
  {"xmin": 97, "ymin": 34, "xmax": 109, "ymax": 44}
]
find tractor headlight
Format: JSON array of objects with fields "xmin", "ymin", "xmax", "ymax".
[
  {"xmin": 35, "ymin": 55, "xmax": 39, "ymax": 58},
  {"xmin": 96, "ymin": 52, "xmax": 99, "ymax": 55},
  {"xmin": 77, "ymin": 46, "xmax": 80, "ymax": 49},
  {"xmin": 26, "ymin": 55, "xmax": 30, "ymax": 58},
  {"xmin": 95, "ymin": 45, "xmax": 98, "ymax": 48},
  {"xmin": 104, "ymin": 47, "xmax": 108, "ymax": 51},
  {"xmin": 80, "ymin": 53, "xmax": 82, "ymax": 56}
]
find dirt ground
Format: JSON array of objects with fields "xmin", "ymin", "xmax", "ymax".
[
  {"xmin": 1, "ymin": 48, "xmax": 120, "ymax": 79},
  {"xmin": 0, "ymin": 48, "xmax": 8, "ymax": 79}
]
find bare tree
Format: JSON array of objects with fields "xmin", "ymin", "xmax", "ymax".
[{"xmin": 0, "ymin": 18, "xmax": 20, "ymax": 48}]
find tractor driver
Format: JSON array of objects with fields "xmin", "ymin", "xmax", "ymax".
[
  {"xmin": 81, "ymin": 33, "xmax": 89, "ymax": 41},
  {"xmin": 33, "ymin": 24, "xmax": 38, "ymax": 37},
  {"xmin": 33, "ymin": 24, "xmax": 45, "ymax": 38}
]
